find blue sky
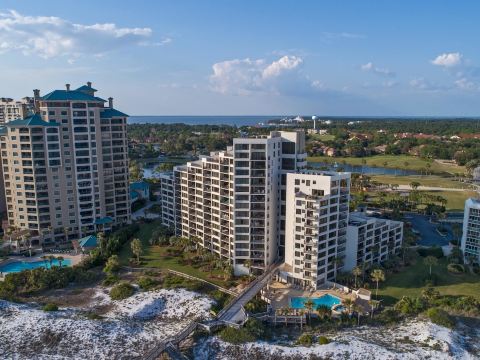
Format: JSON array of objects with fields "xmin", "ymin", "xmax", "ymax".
[{"xmin": 1, "ymin": 1, "xmax": 480, "ymax": 116}]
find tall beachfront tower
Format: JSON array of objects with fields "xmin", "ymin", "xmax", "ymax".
[
  {"xmin": 283, "ymin": 171, "xmax": 350, "ymax": 289},
  {"xmin": 461, "ymin": 197, "xmax": 480, "ymax": 264},
  {"xmin": 0, "ymin": 83, "xmax": 130, "ymax": 250},
  {"xmin": 173, "ymin": 130, "xmax": 306, "ymax": 275}
]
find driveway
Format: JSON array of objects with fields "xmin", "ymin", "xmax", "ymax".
[{"xmin": 131, "ymin": 200, "xmax": 161, "ymax": 221}]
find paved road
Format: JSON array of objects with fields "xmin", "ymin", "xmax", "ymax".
[{"xmin": 131, "ymin": 200, "xmax": 161, "ymax": 221}]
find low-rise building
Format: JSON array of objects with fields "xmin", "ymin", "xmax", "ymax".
[
  {"xmin": 345, "ymin": 212, "xmax": 403, "ymax": 271},
  {"xmin": 130, "ymin": 181, "xmax": 150, "ymax": 203}
]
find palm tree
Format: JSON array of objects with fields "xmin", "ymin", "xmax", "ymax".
[
  {"xmin": 131, "ymin": 238, "xmax": 142, "ymax": 263},
  {"xmin": 56, "ymin": 256, "xmax": 64, "ymax": 267},
  {"xmin": 371, "ymin": 269, "xmax": 385, "ymax": 299},
  {"xmin": 423, "ymin": 256, "xmax": 438, "ymax": 276},
  {"xmin": 352, "ymin": 303, "xmax": 362, "ymax": 325},
  {"xmin": 304, "ymin": 298, "xmax": 315, "ymax": 324},
  {"xmin": 63, "ymin": 227, "xmax": 70, "ymax": 242},
  {"xmin": 410, "ymin": 181, "xmax": 420, "ymax": 190},
  {"xmin": 47, "ymin": 255, "xmax": 55, "ymax": 268},
  {"xmin": 280, "ymin": 307, "xmax": 290, "ymax": 326},
  {"xmin": 342, "ymin": 298, "xmax": 354, "ymax": 315},
  {"xmin": 97, "ymin": 232, "xmax": 107, "ymax": 256},
  {"xmin": 368, "ymin": 299, "xmax": 380, "ymax": 318},
  {"xmin": 316, "ymin": 304, "xmax": 331, "ymax": 320},
  {"xmin": 352, "ymin": 266, "xmax": 362, "ymax": 289}
]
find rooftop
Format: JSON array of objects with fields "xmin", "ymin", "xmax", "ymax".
[
  {"xmin": 6, "ymin": 113, "xmax": 60, "ymax": 127},
  {"xmin": 78, "ymin": 235, "xmax": 97, "ymax": 248},
  {"xmin": 41, "ymin": 89, "xmax": 105, "ymax": 102},
  {"xmin": 101, "ymin": 108, "xmax": 129, "ymax": 118}
]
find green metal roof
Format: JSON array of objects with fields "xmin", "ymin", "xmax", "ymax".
[
  {"xmin": 130, "ymin": 181, "xmax": 150, "ymax": 191},
  {"xmin": 7, "ymin": 114, "xmax": 60, "ymax": 127},
  {"xmin": 41, "ymin": 90, "xmax": 105, "ymax": 102},
  {"xmin": 78, "ymin": 235, "xmax": 97, "ymax": 248},
  {"xmin": 0, "ymin": 126, "xmax": 7, "ymax": 135},
  {"xmin": 130, "ymin": 190, "xmax": 139, "ymax": 199},
  {"xmin": 76, "ymin": 85, "xmax": 98, "ymax": 92},
  {"xmin": 101, "ymin": 108, "xmax": 129, "ymax": 118},
  {"xmin": 94, "ymin": 217, "xmax": 114, "ymax": 225}
]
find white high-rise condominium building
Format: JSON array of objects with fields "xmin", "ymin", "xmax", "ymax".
[
  {"xmin": 0, "ymin": 83, "xmax": 130, "ymax": 250},
  {"xmin": 345, "ymin": 212, "xmax": 403, "ymax": 272},
  {"xmin": 0, "ymin": 97, "xmax": 35, "ymax": 124},
  {"xmin": 461, "ymin": 197, "xmax": 480, "ymax": 263},
  {"xmin": 158, "ymin": 172, "xmax": 176, "ymax": 230},
  {"xmin": 172, "ymin": 131, "xmax": 306, "ymax": 275},
  {"xmin": 283, "ymin": 171, "xmax": 350, "ymax": 289}
]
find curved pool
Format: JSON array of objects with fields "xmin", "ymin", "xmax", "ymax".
[
  {"xmin": 0, "ymin": 258, "xmax": 72, "ymax": 274},
  {"xmin": 290, "ymin": 294, "xmax": 341, "ymax": 309}
]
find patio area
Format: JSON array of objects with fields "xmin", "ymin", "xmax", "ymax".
[{"xmin": 264, "ymin": 281, "xmax": 357, "ymax": 312}]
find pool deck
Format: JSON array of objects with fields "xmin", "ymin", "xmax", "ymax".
[
  {"xmin": 0, "ymin": 253, "xmax": 83, "ymax": 280},
  {"xmin": 267, "ymin": 281, "xmax": 356, "ymax": 311}
]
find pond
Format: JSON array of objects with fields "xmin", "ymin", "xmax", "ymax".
[{"xmin": 308, "ymin": 162, "xmax": 420, "ymax": 176}]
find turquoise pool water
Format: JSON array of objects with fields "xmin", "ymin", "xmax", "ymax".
[
  {"xmin": 290, "ymin": 294, "xmax": 341, "ymax": 309},
  {"xmin": 0, "ymin": 258, "xmax": 72, "ymax": 273}
]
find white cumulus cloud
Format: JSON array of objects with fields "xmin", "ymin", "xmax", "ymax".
[
  {"xmin": 360, "ymin": 62, "xmax": 395, "ymax": 77},
  {"xmin": 0, "ymin": 10, "xmax": 155, "ymax": 60},
  {"xmin": 431, "ymin": 52, "xmax": 462, "ymax": 67},
  {"xmin": 210, "ymin": 55, "xmax": 317, "ymax": 96}
]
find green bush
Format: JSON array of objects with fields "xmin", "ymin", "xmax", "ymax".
[
  {"xmin": 110, "ymin": 282, "xmax": 135, "ymax": 300},
  {"xmin": 447, "ymin": 263, "xmax": 464, "ymax": 274},
  {"xmin": 418, "ymin": 247, "xmax": 443, "ymax": 259},
  {"xmin": 42, "ymin": 303, "xmax": 59, "ymax": 312},
  {"xmin": 219, "ymin": 326, "xmax": 255, "ymax": 344},
  {"xmin": 102, "ymin": 274, "xmax": 120, "ymax": 286},
  {"xmin": 296, "ymin": 333, "xmax": 314, "ymax": 346},
  {"xmin": 138, "ymin": 276, "xmax": 158, "ymax": 290},
  {"xmin": 318, "ymin": 336, "xmax": 330, "ymax": 345},
  {"xmin": 426, "ymin": 307, "xmax": 455, "ymax": 328}
]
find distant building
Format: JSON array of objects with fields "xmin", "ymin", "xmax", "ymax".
[
  {"xmin": 472, "ymin": 167, "xmax": 480, "ymax": 182},
  {"xmin": 0, "ymin": 83, "xmax": 130, "ymax": 250},
  {"xmin": 307, "ymin": 129, "xmax": 328, "ymax": 135},
  {"xmin": 461, "ymin": 198, "xmax": 480, "ymax": 264},
  {"xmin": 0, "ymin": 97, "xmax": 35, "ymax": 123}
]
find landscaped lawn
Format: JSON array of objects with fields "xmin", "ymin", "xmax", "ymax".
[
  {"xmin": 370, "ymin": 175, "xmax": 469, "ymax": 189},
  {"xmin": 307, "ymin": 154, "xmax": 465, "ymax": 175},
  {"xmin": 118, "ymin": 221, "xmax": 230, "ymax": 287},
  {"xmin": 308, "ymin": 133, "xmax": 335, "ymax": 142},
  {"xmin": 377, "ymin": 258, "xmax": 480, "ymax": 305},
  {"xmin": 422, "ymin": 190, "xmax": 477, "ymax": 211}
]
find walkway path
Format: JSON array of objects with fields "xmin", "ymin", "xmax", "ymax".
[
  {"xmin": 396, "ymin": 185, "xmax": 466, "ymax": 192},
  {"xmin": 131, "ymin": 200, "xmax": 161, "ymax": 220},
  {"xmin": 217, "ymin": 263, "xmax": 280, "ymax": 324}
]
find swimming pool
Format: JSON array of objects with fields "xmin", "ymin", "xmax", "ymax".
[
  {"xmin": 0, "ymin": 258, "xmax": 72, "ymax": 274},
  {"xmin": 290, "ymin": 294, "xmax": 341, "ymax": 309}
]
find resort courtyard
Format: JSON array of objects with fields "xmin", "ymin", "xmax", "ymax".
[{"xmin": 264, "ymin": 280, "xmax": 370, "ymax": 315}]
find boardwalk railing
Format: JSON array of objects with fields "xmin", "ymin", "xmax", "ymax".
[
  {"xmin": 122, "ymin": 266, "xmax": 237, "ymax": 296},
  {"xmin": 144, "ymin": 321, "xmax": 197, "ymax": 360}
]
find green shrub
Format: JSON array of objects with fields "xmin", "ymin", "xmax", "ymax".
[
  {"xmin": 138, "ymin": 276, "xmax": 158, "ymax": 290},
  {"xmin": 219, "ymin": 327, "xmax": 254, "ymax": 344},
  {"xmin": 296, "ymin": 333, "xmax": 313, "ymax": 346},
  {"xmin": 102, "ymin": 274, "xmax": 120, "ymax": 286},
  {"xmin": 318, "ymin": 336, "xmax": 330, "ymax": 345},
  {"xmin": 426, "ymin": 307, "xmax": 455, "ymax": 328},
  {"xmin": 418, "ymin": 247, "xmax": 443, "ymax": 259},
  {"xmin": 447, "ymin": 263, "xmax": 464, "ymax": 274},
  {"xmin": 110, "ymin": 282, "xmax": 135, "ymax": 300},
  {"xmin": 42, "ymin": 303, "xmax": 59, "ymax": 312}
]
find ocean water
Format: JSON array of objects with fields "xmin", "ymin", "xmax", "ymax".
[{"xmin": 128, "ymin": 115, "xmax": 282, "ymax": 127}]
